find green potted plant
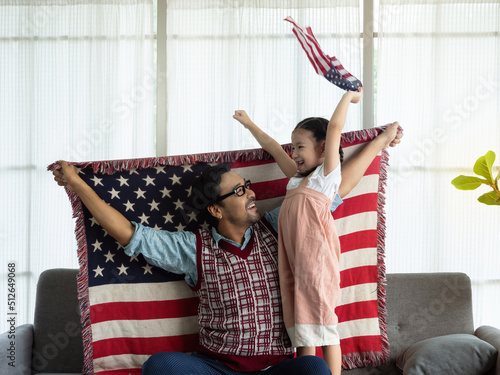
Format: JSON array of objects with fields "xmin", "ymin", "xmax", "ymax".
[{"xmin": 451, "ymin": 151, "xmax": 500, "ymax": 205}]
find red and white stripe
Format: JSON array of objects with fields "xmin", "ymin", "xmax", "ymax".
[
  {"xmin": 335, "ymin": 147, "xmax": 384, "ymax": 358},
  {"xmin": 88, "ymin": 281, "xmax": 199, "ymax": 374},
  {"xmin": 285, "ymin": 16, "xmax": 331, "ymax": 75}
]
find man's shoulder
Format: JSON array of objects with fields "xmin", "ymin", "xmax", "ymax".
[{"xmin": 256, "ymin": 216, "xmax": 277, "ymax": 237}]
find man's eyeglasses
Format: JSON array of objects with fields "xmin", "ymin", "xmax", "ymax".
[{"xmin": 216, "ymin": 180, "xmax": 252, "ymax": 202}]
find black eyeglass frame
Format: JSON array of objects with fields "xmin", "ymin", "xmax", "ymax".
[{"xmin": 216, "ymin": 179, "xmax": 252, "ymax": 202}]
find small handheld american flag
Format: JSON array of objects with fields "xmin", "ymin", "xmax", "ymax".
[{"xmin": 285, "ymin": 16, "xmax": 362, "ymax": 91}]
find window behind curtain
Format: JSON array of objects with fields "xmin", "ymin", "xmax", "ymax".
[
  {"xmin": 162, "ymin": 0, "xmax": 363, "ymax": 155},
  {"xmin": 162, "ymin": 0, "xmax": 500, "ymax": 329},
  {"xmin": 377, "ymin": 0, "xmax": 500, "ymax": 327},
  {"xmin": 2, "ymin": 0, "xmax": 499, "ymax": 335},
  {"xmin": 0, "ymin": 1, "xmax": 155, "ymax": 333}
]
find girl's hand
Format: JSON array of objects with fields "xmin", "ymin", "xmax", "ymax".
[
  {"xmin": 233, "ymin": 110, "xmax": 254, "ymax": 128},
  {"xmin": 386, "ymin": 121, "xmax": 403, "ymax": 147},
  {"xmin": 348, "ymin": 87, "xmax": 363, "ymax": 103},
  {"xmin": 376, "ymin": 121, "xmax": 403, "ymax": 149}
]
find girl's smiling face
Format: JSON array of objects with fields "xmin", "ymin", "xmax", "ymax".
[{"xmin": 291, "ymin": 128, "xmax": 325, "ymax": 176}]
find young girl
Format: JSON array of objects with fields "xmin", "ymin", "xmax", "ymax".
[{"xmin": 234, "ymin": 88, "xmax": 400, "ymax": 375}]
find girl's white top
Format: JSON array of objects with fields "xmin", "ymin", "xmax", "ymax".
[{"xmin": 286, "ymin": 163, "xmax": 341, "ymax": 200}]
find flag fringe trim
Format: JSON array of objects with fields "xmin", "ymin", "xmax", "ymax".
[
  {"xmin": 64, "ymin": 187, "xmax": 95, "ymax": 374},
  {"xmin": 377, "ymin": 149, "xmax": 390, "ymax": 365},
  {"xmin": 342, "ymin": 351, "xmax": 385, "ymax": 370},
  {"xmin": 46, "ymin": 127, "xmax": 386, "ymax": 175}
]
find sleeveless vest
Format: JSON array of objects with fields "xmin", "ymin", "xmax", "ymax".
[{"xmin": 192, "ymin": 219, "xmax": 293, "ymax": 371}]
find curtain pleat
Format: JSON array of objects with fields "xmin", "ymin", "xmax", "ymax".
[
  {"xmin": 0, "ymin": 0, "xmax": 155, "ymax": 332},
  {"xmin": 378, "ymin": 0, "xmax": 500, "ymax": 328},
  {"xmin": 3, "ymin": 0, "xmax": 497, "ymax": 335},
  {"xmin": 164, "ymin": 1, "xmax": 362, "ymax": 155}
]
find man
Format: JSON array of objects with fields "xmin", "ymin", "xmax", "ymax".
[{"xmin": 53, "ymin": 161, "xmax": 332, "ymax": 375}]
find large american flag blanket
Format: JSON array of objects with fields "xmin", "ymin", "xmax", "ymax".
[{"xmin": 48, "ymin": 127, "xmax": 390, "ymax": 374}]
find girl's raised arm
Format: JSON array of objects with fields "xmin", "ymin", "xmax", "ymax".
[
  {"xmin": 233, "ymin": 110, "xmax": 297, "ymax": 179},
  {"xmin": 324, "ymin": 88, "xmax": 363, "ymax": 176}
]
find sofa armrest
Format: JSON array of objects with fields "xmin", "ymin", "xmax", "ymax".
[
  {"xmin": 0, "ymin": 323, "xmax": 33, "ymax": 375},
  {"xmin": 475, "ymin": 325, "xmax": 500, "ymax": 375}
]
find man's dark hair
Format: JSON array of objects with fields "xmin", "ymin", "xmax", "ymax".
[
  {"xmin": 294, "ymin": 117, "xmax": 344, "ymax": 163},
  {"xmin": 192, "ymin": 164, "xmax": 230, "ymax": 228}
]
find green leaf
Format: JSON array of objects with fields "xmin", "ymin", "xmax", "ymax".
[
  {"xmin": 477, "ymin": 190, "xmax": 500, "ymax": 205},
  {"xmin": 473, "ymin": 151, "xmax": 495, "ymax": 184},
  {"xmin": 451, "ymin": 175, "xmax": 486, "ymax": 190}
]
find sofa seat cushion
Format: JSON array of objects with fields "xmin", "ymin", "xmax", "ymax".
[{"xmin": 395, "ymin": 333, "xmax": 497, "ymax": 375}]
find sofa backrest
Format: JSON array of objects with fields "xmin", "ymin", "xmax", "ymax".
[
  {"xmin": 385, "ymin": 272, "xmax": 474, "ymax": 361},
  {"xmin": 342, "ymin": 272, "xmax": 475, "ymax": 375},
  {"xmin": 32, "ymin": 268, "xmax": 83, "ymax": 374},
  {"xmin": 31, "ymin": 269, "xmax": 473, "ymax": 375}
]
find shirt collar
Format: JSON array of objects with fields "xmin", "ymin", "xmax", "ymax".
[{"xmin": 211, "ymin": 225, "xmax": 254, "ymax": 250}]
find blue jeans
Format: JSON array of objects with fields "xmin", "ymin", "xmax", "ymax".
[{"xmin": 142, "ymin": 352, "xmax": 331, "ymax": 375}]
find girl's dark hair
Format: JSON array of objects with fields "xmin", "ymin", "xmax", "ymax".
[
  {"xmin": 192, "ymin": 164, "xmax": 230, "ymax": 228},
  {"xmin": 294, "ymin": 117, "xmax": 344, "ymax": 163}
]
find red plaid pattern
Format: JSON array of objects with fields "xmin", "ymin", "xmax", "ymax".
[{"xmin": 195, "ymin": 219, "xmax": 292, "ymax": 357}]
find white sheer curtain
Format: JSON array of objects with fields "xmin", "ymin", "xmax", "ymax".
[
  {"xmin": 4, "ymin": 0, "xmax": 497, "ymax": 336},
  {"xmin": 163, "ymin": 0, "xmax": 363, "ymax": 155},
  {"xmin": 0, "ymin": 0, "xmax": 155, "ymax": 333},
  {"xmin": 377, "ymin": 0, "xmax": 500, "ymax": 328}
]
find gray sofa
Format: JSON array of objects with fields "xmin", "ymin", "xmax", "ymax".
[{"xmin": 1, "ymin": 269, "xmax": 499, "ymax": 375}]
